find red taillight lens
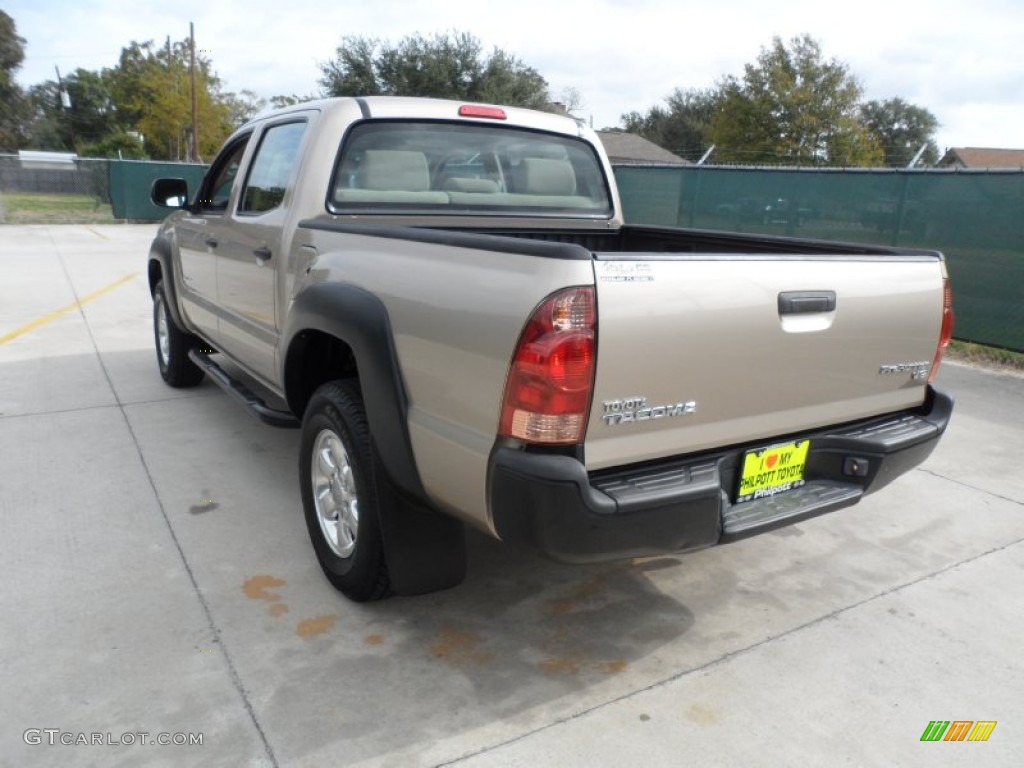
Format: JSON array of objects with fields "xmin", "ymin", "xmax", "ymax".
[
  {"xmin": 928, "ymin": 277, "xmax": 954, "ymax": 384},
  {"xmin": 458, "ymin": 105, "xmax": 507, "ymax": 120},
  {"xmin": 499, "ymin": 287, "xmax": 596, "ymax": 444}
]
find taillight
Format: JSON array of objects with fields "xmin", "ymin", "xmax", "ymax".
[
  {"xmin": 458, "ymin": 105, "xmax": 507, "ymax": 120},
  {"xmin": 928, "ymin": 276, "xmax": 954, "ymax": 384},
  {"xmin": 499, "ymin": 286, "xmax": 596, "ymax": 444}
]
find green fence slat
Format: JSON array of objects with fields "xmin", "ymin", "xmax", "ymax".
[
  {"xmin": 614, "ymin": 165, "xmax": 1024, "ymax": 352},
  {"xmin": 107, "ymin": 160, "xmax": 208, "ymax": 221}
]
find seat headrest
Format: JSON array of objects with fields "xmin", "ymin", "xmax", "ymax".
[
  {"xmin": 362, "ymin": 150, "xmax": 431, "ymax": 191},
  {"xmin": 520, "ymin": 158, "xmax": 576, "ymax": 196}
]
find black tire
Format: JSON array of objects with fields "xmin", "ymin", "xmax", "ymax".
[
  {"xmin": 299, "ymin": 380, "xmax": 391, "ymax": 602},
  {"xmin": 153, "ymin": 281, "xmax": 204, "ymax": 388}
]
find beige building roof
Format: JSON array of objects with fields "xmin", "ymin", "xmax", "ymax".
[
  {"xmin": 596, "ymin": 131, "xmax": 690, "ymax": 165},
  {"xmin": 937, "ymin": 147, "xmax": 1024, "ymax": 169}
]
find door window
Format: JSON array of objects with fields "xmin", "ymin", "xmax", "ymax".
[
  {"xmin": 197, "ymin": 136, "xmax": 250, "ymax": 212},
  {"xmin": 239, "ymin": 121, "xmax": 307, "ymax": 214}
]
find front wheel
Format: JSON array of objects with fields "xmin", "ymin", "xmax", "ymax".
[
  {"xmin": 153, "ymin": 280, "xmax": 204, "ymax": 388},
  {"xmin": 299, "ymin": 380, "xmax": 391, "ymax": 602}
]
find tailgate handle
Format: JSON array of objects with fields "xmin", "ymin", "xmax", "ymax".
[{"xmin": 778, "ymin": 291, "xmax": 836, "ymax": 315}]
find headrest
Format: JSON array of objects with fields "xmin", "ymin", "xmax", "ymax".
[
  {"xmin": 361, "ymin": 150, "xmax": 430, "ymax": 191},
  {"xmin": 520, "ymin": 158, "xmax": 576, "ymax": 196}
]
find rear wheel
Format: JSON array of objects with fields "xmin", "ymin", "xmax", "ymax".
[
  {"xmin": 300, "ymin": 380, "xmax": 391, "ymax": 602},
  {"xmin": 153, "ymin": 281, "xmax": 204, "ymax": 388}
]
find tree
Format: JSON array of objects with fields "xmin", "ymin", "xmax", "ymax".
[
  {"xmin": 621, "ymin": 88, "xmax": 718, "ymax": 161},
  {"xmin": 106, "ymin": 39, "xmax": 234, "ymax": 161},
  {"xmin": 709, "ymin": 35, "xmax": 882, "ymax": 166},
  {"xmin": 222, "ymin": 89, "xmax": 267, "ymax": 126},
  {"xmin": 0, "ymin": 10, "xmax": 30, "ymax": 151},
  {"xmin": 319, "ymin": 32, "xmax": 552, "ymax": 111},
  {"xmin": 24, "ymin": 68, "xmax": 120, "ymax": 152},
  {"xmin": 860, "ymin": 97, "xmax": 939, "ymax": 167}
]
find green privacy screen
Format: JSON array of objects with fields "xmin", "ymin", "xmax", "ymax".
[
  {"xmin": 615, "ymin": 166, "xmax": 1024, "ymax": 352},
  {"xmin": 108, "ymin": 160, "xmax": 208, "ymax": 221}
]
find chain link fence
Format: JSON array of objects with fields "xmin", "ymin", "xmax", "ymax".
[
  {"xmin": 615, "ymin": 165, "xmax": 1024, "ymax": 352},
  {"xmin": 0, "ymin": 154, "xmax": 111, "ymax": 201}
]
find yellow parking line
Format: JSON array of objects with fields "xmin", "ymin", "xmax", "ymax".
[{"xmin": 0, "ymin": 272, "xmax": 139, "ymax": 346}]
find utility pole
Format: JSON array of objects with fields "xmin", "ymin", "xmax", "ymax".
[
  {"xmin": 189, "ymin": 22, "xmax": 199, "ymax": 163},
  {"xmin": 54, "ymin": 66, "xmax": 76, "ymax": 150}
]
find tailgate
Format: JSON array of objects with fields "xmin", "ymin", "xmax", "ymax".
[{"xmin": 585, "ymin": 254, "xmax": 945, "ymax": 471}]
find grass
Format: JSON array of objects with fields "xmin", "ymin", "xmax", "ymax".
[
  {"xmin": 0, "ymin": 191, "xmax": 115, "ymax": 224},
  {"xmin": 948, "ymin": 340, "xmax": 1024, "ymax": 373}
]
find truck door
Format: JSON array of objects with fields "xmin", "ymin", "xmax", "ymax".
[
  {"xmin": 174, "ymin": 135, "xmax": 250, "ymax": 341},
  {"xmin": 214, "ymin": 119, "xmax": 309, "ymax": 384}
]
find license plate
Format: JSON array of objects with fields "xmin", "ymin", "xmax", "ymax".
[{"xmin": 736, "ymin": 439, "xmax": 810, "ymax": 503}]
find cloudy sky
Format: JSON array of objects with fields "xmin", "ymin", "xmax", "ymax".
[{"xmin": 8, "ymin": 0, "xmax": 1023, "ymax": 153}]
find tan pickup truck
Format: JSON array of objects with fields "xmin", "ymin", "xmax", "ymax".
[{"xmin": 148, "ymin": 97, "xmax": 954, "ymax": 601}]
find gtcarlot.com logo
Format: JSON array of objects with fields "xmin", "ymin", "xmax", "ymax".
[
  {"xmin": 23, "ymin": 729, "xmax": 203, "ymax": 747},
  {"xmin": 921, "ymin": 720, "xmax": 997, "ymax": 742}
]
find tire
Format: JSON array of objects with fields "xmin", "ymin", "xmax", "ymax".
[
  {"xmin": 299, "ymin": 380, "xmax": 391, "ymax": 602},
  {"xmin": 153, "ymin": 281, "xmax": 204, "ymax": 388}
]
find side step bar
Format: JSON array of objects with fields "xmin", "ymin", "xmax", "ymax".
[{"xmin": 188, "ymin": 349, "xmax": 300, "ymax": 428}]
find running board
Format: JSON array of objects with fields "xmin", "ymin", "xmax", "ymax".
[{"xmin": 188, "ymin": 349, "xmax": 300, "ymax": 428}]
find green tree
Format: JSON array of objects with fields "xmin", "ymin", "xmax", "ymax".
[
  {"xmin": 319, "ymin": 31, "xmax": 552, "ymax": 110},
  {"xmin": 222, "ymin": 89, "xmax": 267, "ymax": 126},
  {"xmin": 860, "ymin": 97, "xmax": 940, "ymax": 167},
  {"xmin": 269, "ymin": 94, "xmax": 311, "ymax": 109},
  {"xmin": 621, "ymin": 88, "xmax": 718, "ymax": 161},
  {"xmin": 107, "ymin": 39, "xmax": 234, "ymax": 161},
  {"xmin": 709, "ymin": 35, "xmax": 882, "ymax": 166},
  {"xmin": 24, "ymin": 68, "xmax": 120, "ymax": 152},
  {"xmin": 0, "ymin": 10, "xmax": 30, "ymax": 151}
]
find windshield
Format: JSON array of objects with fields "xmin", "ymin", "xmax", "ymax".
[{"xmin": 328, "ymin": 121, "xmax": 612, "ymax": 218}]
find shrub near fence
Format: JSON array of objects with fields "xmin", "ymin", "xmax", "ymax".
[{"xmin": 615, "ymin": 165, "xmax": 1024, "ymax": 353}]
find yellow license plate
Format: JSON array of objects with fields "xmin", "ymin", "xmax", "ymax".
[{"xmin": 736, "ymin": 440, "xmax": 810, "ymax": 503}]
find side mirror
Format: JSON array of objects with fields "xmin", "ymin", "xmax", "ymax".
[{"xmin": 151, "ymin": 178, "xmax": 189, "ymax": 208}]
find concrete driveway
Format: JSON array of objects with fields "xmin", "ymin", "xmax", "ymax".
[{"xmin": 1, "ymin": 224, "xmax": 1021, "ymax": 767}]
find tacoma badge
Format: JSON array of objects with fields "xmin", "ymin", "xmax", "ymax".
[
  {"xmin": 879, "ymin": 361, "xmax": 931, "ymax": 380},
  {"xmin": 602, "ymin": 396, "xmax": 697, "ymax": 426}
]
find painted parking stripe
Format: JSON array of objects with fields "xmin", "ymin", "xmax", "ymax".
[{"xmin": 0, "ymin": 272, "xmax": 139, "ymax": 346}]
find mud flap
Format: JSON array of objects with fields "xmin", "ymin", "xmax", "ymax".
[{"xmin": 372, "ymin": 444, "xmax": 468, "ymax": 596}]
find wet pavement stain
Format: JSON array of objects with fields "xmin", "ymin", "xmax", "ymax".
[
  {"xmin": 296, "ymin": 614, "xmax": 337, "ymax": 638},
  {"xmin": 430, "ymin": 627, "xmax": 495, "ymax": 665},
  {"xmin": 686, "ymin": 704, "xmax": 718, "ymax": 726},
  {"xmin": 242, "ymin": 574, "xmax": 287, "ymax": 602},
  {"xmin": 547, "ymin": 573, "xmax": 609, "ymax": 616},
  {"xmin": 189, "ymin": 501, "xmax": 220, "ymax": 515},
  {"xmin": 539, "ymin": 657, "xmax": 582, "ymax": 675},
  {"xmin": 242, "ymin": 575, "xmax": 289, "ymax": 617}
]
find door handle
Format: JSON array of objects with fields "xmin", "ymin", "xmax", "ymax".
[
  {"xmin": 204, "ymin": 236, "xmax": 218, "ymax": 249},
  {"xmin": 253, "ymin": 247, "xmax": 272, "ymax": 260},
  {"xmin": 778, "ymin": 291, "xmax": 836, "ymax": 315}
]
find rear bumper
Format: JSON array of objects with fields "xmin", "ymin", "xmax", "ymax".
[{"xmin": 488, "ymin": 387, "xmax": 953, "ymax": 563}]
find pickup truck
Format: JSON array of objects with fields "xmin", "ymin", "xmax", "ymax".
[{"xmin": 148, "ymin": 96, "xmax": 954, "ymax": 602}]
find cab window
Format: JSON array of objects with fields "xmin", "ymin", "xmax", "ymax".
[
  {"xmin": 240, "ymin": 121, "xmax": 307, "ymax": 214},
  {"xmin": 197, "ymin": 136, "xmax": 250, "ymax": 212}
]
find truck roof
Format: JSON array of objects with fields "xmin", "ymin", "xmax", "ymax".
[{"xmin": 247, "ymin": 96, "xmax": 589, "ymax": 139}]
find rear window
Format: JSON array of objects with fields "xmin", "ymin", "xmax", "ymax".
[{"xmin": 328, "ymin": 121, "xmax": 612, "ymax": 218}]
